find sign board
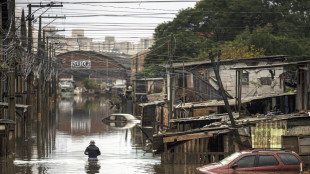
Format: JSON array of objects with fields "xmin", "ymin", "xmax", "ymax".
[{"xmin": 71, "ymin": 60, "xmax": 91, "ymax": 69}]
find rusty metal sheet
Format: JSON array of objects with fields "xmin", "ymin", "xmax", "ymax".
[{"xmin": 251, "ymin": 120, "xmax": 287, "ymax": 148}]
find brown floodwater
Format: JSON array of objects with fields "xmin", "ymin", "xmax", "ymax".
[{"xmin": 0, "ymin": 95, "xmax": 201, "ymax": 174}]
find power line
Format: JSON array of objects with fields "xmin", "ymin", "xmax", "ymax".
[{"xmin": 16, "ymin": 1, "xmax": 200, "ymax": 4}]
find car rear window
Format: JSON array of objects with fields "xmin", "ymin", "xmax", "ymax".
[
  {"xmin": 234, "ymin": 155, "xmax": 256, "ymax": 168},
  {"xmin": 257, "ymin": 155, "xmax": 279, "ymax": 167},
  {"xmin": 277, "ymin": 153, "xmax": 300, "ymax": 165}
]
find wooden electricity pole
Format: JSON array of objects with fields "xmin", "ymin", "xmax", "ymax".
[
  {"xmin": 209, "ymin": 51, "xmax": 244, "ymax": 150},
  {"xmin": 168, "ymin": 34, "xmax": 173, "ymax": 120},
  {"xmin": 36, "ymin": 16, "xmax": 43, "ymax": 158},
  {"xmin": 20, "ymin": 9, "xmax": 27, "ymax": 47},
  {"xmin": 209, "ymin": 51, "xmax": 236, "ymax": 127},
  {"xmin": 0, "ymin": 3, "xmax": 3, "ymax": 119},
  {"xmin": 37, "ymin": 15, "xmax": 42, "ymax": 125},
  {"xmin": 26, "ymin": 3, "xmax": 34, "ymax": 141},
  {"xmin": 8, "ymin": 0, "xmax": 16, "ymax": 157},
  {"xmin": 27, "ymin": 4, "xmax": 32, "ymax": 52}
]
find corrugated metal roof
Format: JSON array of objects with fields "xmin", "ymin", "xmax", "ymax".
[
  {"xmin": 134, "ymin": 78, "xmax": 164, "ymax": 81},
  {"xmin": 178, "ymin": 92, "xmax": 296, "ymax": 108},
  {"xmin": 168, "ymin": 55, "xmax": 287, "ymax": 69},
  {"xmin": 231, "ymin": 60, "xmax": 310, "ymax": 70}
]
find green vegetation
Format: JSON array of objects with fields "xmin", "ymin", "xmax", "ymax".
[
  {"xmin": 137, "ymin": 64, "xmax": 165, "ymax": 78},
  {"xmin": 144, "ymin": 0, "xmax": 310, "ymax": 76},
  {"xmin": 82, "ymin": 78, "xmax": 98, "ymax": 89}
]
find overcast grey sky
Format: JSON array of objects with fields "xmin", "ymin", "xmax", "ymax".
[{"xmin": 16, "ymin": 0, "xmax": 199, "ymax": 43}]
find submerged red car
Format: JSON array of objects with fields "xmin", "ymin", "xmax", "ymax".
[{"xmin": 197, "ymin": 149, "xmax": 306, "ymax": 174}]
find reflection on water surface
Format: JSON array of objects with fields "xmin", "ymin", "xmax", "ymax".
[{"xmin": 1, "ymin": 96, "xmax": 201, "ymax": 174}]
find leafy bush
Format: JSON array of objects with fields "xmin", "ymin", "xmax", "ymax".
[{"xmin": 82, "ymin": 78, "xmax": 98, "ymax": 89}]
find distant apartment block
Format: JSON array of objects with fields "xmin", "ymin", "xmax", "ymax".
[
  {"xmin": 92, "ymin": 36, "xmax": 153, "ymax": 55},
  {"xmin": 13, "ymin": 6, "xmax": 153, "ymax": 57},
  {"xmin": 48, "ymin": 30, "xmax": 153, "ymax": 56}
]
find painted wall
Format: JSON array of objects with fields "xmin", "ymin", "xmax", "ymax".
[{"xmin": 207, "ymin": 61, "xmax": 284, "ymax": 98}]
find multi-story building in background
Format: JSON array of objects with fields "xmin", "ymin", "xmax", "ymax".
[
  {"xmin": 66, "ymin": 29, "xmax": 93, "ymax": 52},
  {"xmin": 138, "ymin": 38, "xmax": 154, "ymax": 52},
  {"xmin": 104, "ymin": 36, "xmax": 115, "ymax": 52},
  {"xmin": 45, "ymin": 29, "xmax": 153, "ymax": 56}
]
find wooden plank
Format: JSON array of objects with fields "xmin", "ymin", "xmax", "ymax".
[
  {"xmin": 193, "ymin": 107, "xmax": 217, "ymax": 117},
  {"xmin": 237, "ymin": 70, "xmax": 242, "ymax": 114},
  {"xmin": 195, "ymin": 139, "xmax": 198, "ymax": 152},
  {"xmin": 164, "ymin": 133, "xmax": 212, "ymax": 143},
  {"xmin": 184, "ymin": 142, "xmax": 187, "ymax": 164},
  {"xmin": 163, "ymin": 129, "xmax": 230, "ymax": 143},
  {"xmin": 188, "ymin": 139, "xmax": 192, "ymax": 152},
  {"xmin": 282, "ymin": 136, "xmax": 299, "ymax": 153},
  {"xmin": 0, "ymin": 102, "xmax": 30, "ymax": 109},
  {"xmin": 198, "ymin": 138, "xmax": 202, "ymax": 152},
  {"xmin": 204, "ymin": 138, "xmax": 209, "ymax": 152},
  {"xmin": 135, "ymin": 93, "xmax": 147, "ymax": 95}
]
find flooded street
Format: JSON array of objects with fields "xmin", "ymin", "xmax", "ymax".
[
  {"xmin": 3, "ymin": 1, "xmax": 310, "ymax": 174},
  {"xmin": 1, "ymin": 96, "xmax": 200, "ymax": 174}
]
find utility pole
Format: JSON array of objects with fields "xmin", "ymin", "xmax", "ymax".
[
  {"xmin": 26, "ymin": 3, "xmax": 63, "ymax": 155},
  {"xmin": 37, "ymin": 15, "xmax": 43, "ymax": 158},
  {"xmin": 27, "ymin": 4, "xmax": 32, "ymax": 52},
  {"xmin": 106, "ymin": 59, "xmax": 109, "ymax": 84},
  {"xmin": 8, "ymin": 0, "xmax": 16, "ymax": 120},
  {"xmin": 209, "ymin": 51, "xmax": 236, "ymax": 127},
  {"xmin": 42, "ymin": 28, "xmax": 48, "ymax": 157},
  {"xmin": 26, "ymin": 3, "xmax": 34, "ymax": 142},
  {"xmin": 168, "ymin": 34, "xmax": 173, "ymax": 120},
  {"xmin": 20, "ymin": 9, "xmax": 27, "ymax": 47},
  {"xmin": 26, "ymin": 2, "xmax": 64, "ymax": 49},
  {"xmin": 27, "ymin": 3, "xmax": 63, "ymax": 8},
  {"xmin": 37, "ymin": 15, "xmax": 42, "ymax": 124},
  {"xmin": 182, "ymin": 61, "xmax": 185, "ymax": 105},
  {"xmin": 209, "ymin": 51, "xmax": 244, "ymax": 150},
  {"xmin": 8, "ymin": 0, "xmax": 16, "ymax": 157},
  {"xmin": 19, "ymin": 8, "xmax": 27, "ymax": 141},
  {"xmin": 0, "ymin": 3, "xmax": 3, "ymax": 119}
]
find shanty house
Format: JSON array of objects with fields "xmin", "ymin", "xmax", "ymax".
[{"xmin": 171, "ymin": 55, "xmax": 286, "ymax": 103}]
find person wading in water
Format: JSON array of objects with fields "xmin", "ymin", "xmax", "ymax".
[{"xmin": 84, "ymin": 140, "xmax": 101, "ymax": 161}]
